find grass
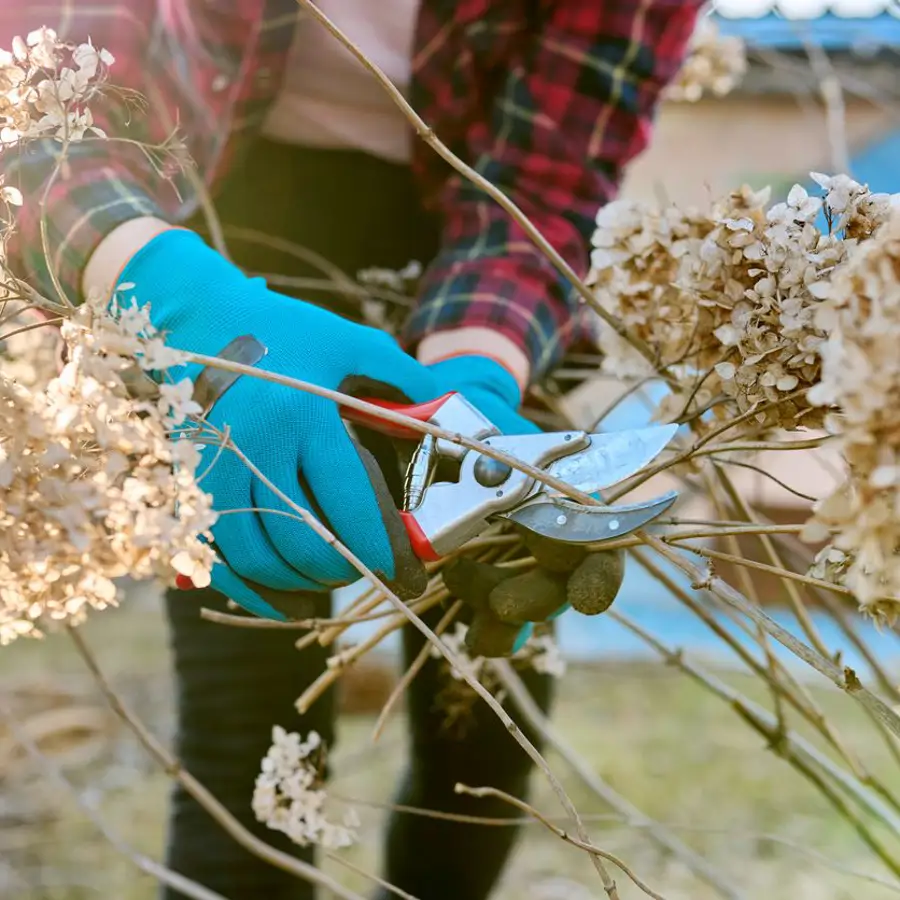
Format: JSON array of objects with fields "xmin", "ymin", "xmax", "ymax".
[{"xmin": 0, "ymin": 583, "xmax": 898, "ymax": 900}]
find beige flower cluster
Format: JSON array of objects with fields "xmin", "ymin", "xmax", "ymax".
[
  {"xmin": 253, "ymin": 726, "xmax": 360, "ymax": 850},
  {"xmin": 0, "ymin": 295, "xmax": 216, "ymax": 644},
  {"xmin": 590, "ymin": 174, "xmax": 898, "ymax": 431},
  {"xmin": 0, "ymin": 26, "xmax": 113, "ymax": 145},
  {"xmin": 804, "ymin": 211, "xmax": 900, "ymax": 617},
  {"xmin": 665, "ymin": 16, "xmax": 747, "ymax": 103}
]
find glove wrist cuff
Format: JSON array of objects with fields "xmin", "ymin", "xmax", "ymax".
[{"xmin": 416, "ymin": 327, "xmax": 529, "ymax": 392}]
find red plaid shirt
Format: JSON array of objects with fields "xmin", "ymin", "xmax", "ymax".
[{"xmin": 0, "ymin": 1, "xmax": 701, "ymax": 379}]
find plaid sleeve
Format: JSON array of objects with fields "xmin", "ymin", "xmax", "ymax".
[
  {"xmin": 0, "ymin": 2, "xmax": 275, "ymax": 306},
  {"xmin": 0, "ymin": 4, "xmax": 173, "ymax": 305},
  {"xmin": 404, "ymin": 0, "xmax": 704, "ymax": 380}
]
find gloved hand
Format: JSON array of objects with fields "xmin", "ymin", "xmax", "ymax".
[
  {"xmin": 118, "ymin": 229, "xmax": 432, "ymax": 619},
  {"xmin": 425, "ymin": 355, "xmax": 625, "ymax": 658}
]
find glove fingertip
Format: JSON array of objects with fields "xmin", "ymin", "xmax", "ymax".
[
  {"xmin": 443, "ymin": 557, "xmax": 512, "ymax": 610},
  {"xmin": 210, "ymin": 563, "xmax": 289, "ymax": 621},
  {"xmin": 568, "ymin": 550, "xmax": 626, "ymax": 616},
  {"xmin": 519, "ymin": 529, "xmax": 588, "ymax": 573},
  {"xmin": 489, "ymin": 568, "xmax": 568, "ymax": 623},
  {"xmin": 547, "ymin": 601, "xmax": 571, "ymax": 622},
  {"xmin": 464, "ymin": 609, "xmax": 523, "ymax": 658}
]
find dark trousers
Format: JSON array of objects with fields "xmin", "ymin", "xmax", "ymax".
[{"xmin": 163, "ymin": 140, "xmax": 554, "ymax": 899}]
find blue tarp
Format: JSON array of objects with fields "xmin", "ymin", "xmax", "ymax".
[{"xmin": 714, "ymin": 11, "xmax": 900, "ymax": 49}]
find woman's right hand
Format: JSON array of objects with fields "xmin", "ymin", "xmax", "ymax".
[{"xmin": 107, "ymin": 228, "xmax": 438, "ymax": 618}]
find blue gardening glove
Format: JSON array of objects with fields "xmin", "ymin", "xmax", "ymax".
[
  {"xmin": 426, "ymin": 355, "xmax": 625, "ymax": 658},
  {"xmin": 119, "ymin": 230, "xmax": 433, "ymax": 619}
]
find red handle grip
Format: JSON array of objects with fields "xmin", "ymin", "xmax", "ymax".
[
  {"xmin": 340, "ymin": 392, "xmax": 454, "ymax": 440},
  {"xmin": 399, "ymin": 510, "xmax": 440, "ymax": 562}
]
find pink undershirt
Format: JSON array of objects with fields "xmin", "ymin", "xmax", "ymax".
[{"xmin": 262, "ymin": 0, "xmax": 421, "ymax": 164}]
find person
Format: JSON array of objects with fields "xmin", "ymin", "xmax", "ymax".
[{"xmin": 1, "ymin": 2, "xmax": 702, "ymax": 897}]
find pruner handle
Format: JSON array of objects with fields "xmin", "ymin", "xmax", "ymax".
[
  {"xmin": 341, "ymin": 395, "xmax": 454, "ymax": 563},
  {"xmin": 339, "ymin": 392, "xmax": 456, "ymax": 441}
]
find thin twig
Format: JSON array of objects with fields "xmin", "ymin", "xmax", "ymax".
[
  {"xmin": 293, "ymin": 0, "xmax": 669, "ymax": 383},
  {"xmin": 608, "ymin": 610, "xmax": 900, "ymax": 873},
  {"xmin": 331, "ymin": 793, "xmax": 900, "ymax": 893},
  {"xmin": 322, "ymin": 851, "xmax": 420, "ymax": 900},
  {"xmin": 221, "ymin": 433, "xmax": 622, "ymax": 897},
  {"xmin": 66, "ymin": 627, "xmax": 365, "ymax": 900},
  {"xmin": 630, "ymin": 546, "xmax": 900, "ymax": 812},
  {"xmin": 0, "ymin": 703, "xmax": 228, "ymax": 900},
  {"xmin": 181, "ymin": 350, "xmax": 598, "ymax": 505},
  {"xmin": 372, "ymin": 600, "xmax": 463, "ymax": 742},
  {"xmin": 294, "ymin": 591, "xmax": 446, "ymax": 715},
  {"xmin": 490, "ymin": 660, "xmax": 744, "ymax": 900},
  {"xmin": 604, "ymin": 390, "xmax": 808, "ymax": 503},
  {"xmin": 455, "ymin": 784, "xmax": 669, "ymax": 900},
  {"xmin": 644, "ymin": 534, "xmax": 900, "ymax": 742}
]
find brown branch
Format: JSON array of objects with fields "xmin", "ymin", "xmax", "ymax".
[
  {"xmin": 294, "ymin": 591, "xmax": 445, "ymax": 715},
  {"xmin": 372, "ymin": 599, "xmax": 463, "ymax": 742},
  {"xmin": 0, "ymin": 701, "xmax": 228, "ymax": 900},
  {"xmin": 66, "ymin": 627, "xmax": 365, "ymax": 900},
  {"xmin": 630, "ymin": 546, "xmax": 895, "ymax": 804},
  {"xmin": 714, "ymin": 468, "xmax": 835, "ymax": 664},
  {"xmin": 335, "ymin": 793, "xmax": 900, "ymax": 893},
  {"xmin": 219, "ymin": 433, "xmax": 621, "ymax": 897},
  {"xmin": 608, "ymin": 610, "xmax": 900, "ymax": 874},
  {"xmin": 490, "ymin": 660, "xmax": 743, "ymax": 900},
  {"xmin": 293, "ymin": 0, "xmax": 669, "ymax": 383},
  {"xmin": 322, "ymin": 851, "xmax": 420, "ymax": 900},
  {"xmin": 605, "ymin": 390, "xmax": 808, "ymax": 503},
  {"xmin": 455, "ymin": 784, "xmax": 669, "ymax": 900},
  {"xmin": 643, "ymin": 533, "xmax": 900, "ymax": 742},
  {"xmin": 183, "ymin": 350, "xmax": 599, "ymax": 506}
]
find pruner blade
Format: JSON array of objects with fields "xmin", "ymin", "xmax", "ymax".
[
  {"xmin": 500, "ymin": 490, "xmax": 678, "ymax": 544},
  {"xmin": 540, "ymin": 423, "xmax": 678, "ymax": 497},
  {"xmin": 500, "ymin": 421, "xmax": 680, "ymax": 545}
]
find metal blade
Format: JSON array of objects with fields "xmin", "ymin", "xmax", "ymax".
[
  {"xmin": 501, "ymin": 491, "xmax": 678, "ymax": 544},
  {"xmin": 541, "ymin": 423, "xmax": 678, "ymax": 496}
]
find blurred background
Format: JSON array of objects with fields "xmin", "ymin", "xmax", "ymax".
[{"xmin": 4, "ymin": 2, "xmax": 900, "ymax": 899}]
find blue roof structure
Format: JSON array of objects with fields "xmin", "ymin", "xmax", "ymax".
[{"xmin": 712, "ymin": 1, "xmax": 900, "ymax": 48}]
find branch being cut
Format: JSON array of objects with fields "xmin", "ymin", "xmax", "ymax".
[{"xmin": 292, "ymin": 0, "xmax": 669, "ymax": 382}]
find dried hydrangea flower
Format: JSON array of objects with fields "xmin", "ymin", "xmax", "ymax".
[
  {"xmin": 805, "ymin": 211, "xmax": 900, "ymax": 618},
  {"xmin": 666, "ymin": 16, "xmax": 747, "ymax": 103},
  {"xmin": 0, "ymin": 27, "xmax": 113, "ymax": 145},
  {"xmin": 253, "ymin": 726, "xmax": 359, "ymax": 850},
  {"xmin": 0, "ymin": 294, "xmax": 216, "ymax": 643},
  {"xmin": 589, "ymin": 174, "xmax": 898, "ymax": 433}
]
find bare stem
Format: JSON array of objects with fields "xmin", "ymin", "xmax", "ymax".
[
  {"xmin": 293, "ymin": 0, "xmax": 669, "ymax": 382},
  {"xmin": 221, "ymin": 434, "xmax": 621, "ymax": 897},
  {"xmin": 0, "ymin": 701, "xmax": 228, "ymax": 900},
  {"xmin": 66, "ymin": 627, "xmax": 365, "ymax": 900},
  {"xmin": 644, "ymin": 533, "xmax": 900, "ymax": 742},
  {"xmin": 455, "ymin": 784, "xmax": 670, "ymax": 900},
  {"xmin": 371, "ymin": 600, "xmax": 463, "ymax": 742},
  {"xmin": 490, "ymin": 660, "xmax": 744, "ymax": 900}
]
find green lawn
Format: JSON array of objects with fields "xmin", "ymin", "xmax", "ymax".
[{"xmin": 0, "ymin": 585, "xmax": 897, "ymax": 900}]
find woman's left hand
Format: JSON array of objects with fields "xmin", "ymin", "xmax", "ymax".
[{"xmin": 424, "ymin": 355, "xmax": 625, "ymax": 658}]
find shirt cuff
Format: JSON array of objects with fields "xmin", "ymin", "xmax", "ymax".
[
  {"xmin": 403, "ymin": 251, "xmax": 581, "ymax": 383},
  {"xmin": 5, "ymin": 140, "xmax": 166, "ymax": 305}
]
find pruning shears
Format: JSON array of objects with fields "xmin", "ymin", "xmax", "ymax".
[
  {"xmin": 341, "ymin": 391, "xmax": 679, "ymax": 560},
  {"xmin": 175, "ymin": 364, "xmax": 679, "ymax": 613}
]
